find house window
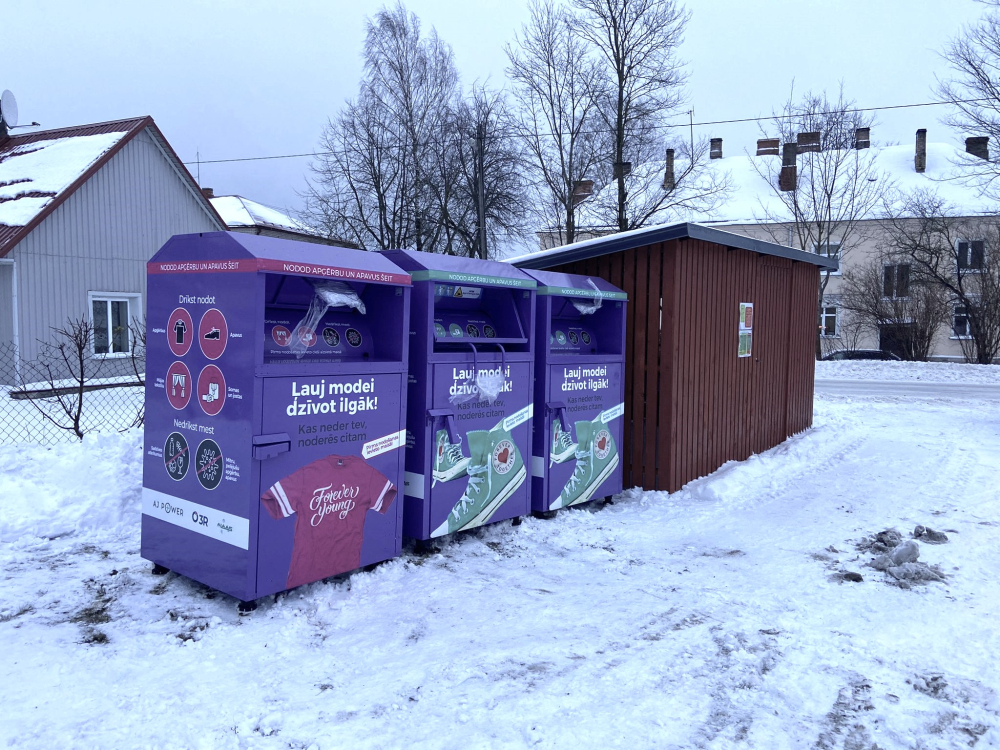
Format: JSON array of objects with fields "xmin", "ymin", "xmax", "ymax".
[
  {"xmin": 820, "ymin": 305, "xmax": 839, "ymax": 337},
  {"xmin": 957, "ymin": 240, "xmax": 985, "ymax": 272},
  {"xmin": 90, "ymin": 293, "xmax": 140, "ymax": 356},
  {"xmin": 883, "ymin": 264, "xmax": 910, "ymax": 299},
  {"xmin": 952, "ymin": 304, "xmax": 972, "ymax": 339},
  {"xmin": 817, "ymin": 243, "xmax": 841, "ymax": 261}
]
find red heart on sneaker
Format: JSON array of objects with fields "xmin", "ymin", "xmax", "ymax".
[
  {"xmin": 598, "ymin": 437, "xmax": 607, "ymax": 450},
  {"xmin": 498, "ymin": 447, "xmax": 509, "ymax": 464}
]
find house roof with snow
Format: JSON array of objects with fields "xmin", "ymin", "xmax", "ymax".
[
  {"xmin": 564, "ymin": 138, "xmax": 997, "ymax": 233},
  {"xmin": 0, "ymin": 117, "xmax": 224, "ymax": 257},
  {"xmin": 209, "ymin": 194, "xmax": 356, "ymax": 247}
]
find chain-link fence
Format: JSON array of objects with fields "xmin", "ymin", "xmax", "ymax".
[{"xmin": 0, "ymin": 326, "xmax": 145, "ymax": 445}]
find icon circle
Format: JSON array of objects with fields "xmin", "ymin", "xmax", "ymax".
[
  {"xmin": 168, "ymin": 308, "xmax": 194, "ymax": 357},
  {"xmin": 195, "ymin": 439, "xmax": 224, "ymax": 491},
  {"xmin": 198, "ymin": 308, "xmax": 228, "ymax": 360},
  {"xmin": 272, "ymin": 325, "xmax": 291, "ymax": 347},
  {"xmin": 296, "ymin": 327, "xmax": 317, "ymax": 348},
  {"xmin": 197, "ymin": 365, "xmax": 226, "ymax": 416},
  {"xmin": 323, "ymin": 327, "xmax": 340, "ymax": 347},
  {"xmin": 346, "ymin": 328, "xmax": 363, "ymax": 347},
  {"xmin": 166, "ymin": 361, "xmax": 192, "ymax": 410},
  {"xmin": 164, "ymin": 432, "xmax": 190, "ymax": 481}
]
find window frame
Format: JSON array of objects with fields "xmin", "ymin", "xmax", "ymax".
[
  {"xmin": 957, "ymin": 239, "xmax": 985, "ymax": 274},
  {"xmin": 820, "ymin": 304, "xmax": 840, "ymax": 338},
  {"xmin": 882, "ymin": 263, "xmax": 910, "ymax": 300},
  {"xmin": 951, "ymin": 301, "xmax": 973, "ymax": 340},
  {"xmin": 89, "ymin": 291, "xmax": 142, "ymax": 358},
  {"xmin": 815, "ymin": 242, "xmax": 842, "ymax": 276}
]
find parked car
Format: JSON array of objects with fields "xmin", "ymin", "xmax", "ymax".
[{"xmin": 821, "ymin": 349, "xmax": 902, "ymax": 361}]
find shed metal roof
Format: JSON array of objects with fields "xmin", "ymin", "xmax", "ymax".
[{"xmin": 508, "ymin": 222, "xmax": 839, "ymax": 271}]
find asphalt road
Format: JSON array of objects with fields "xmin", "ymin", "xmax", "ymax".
[{"xmin": 815, "ymin": 378, "xmax": 1000, "ymax": 400}]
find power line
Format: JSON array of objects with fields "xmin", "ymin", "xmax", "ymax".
[{"xmin": 182, "ymin": 96, "xmax": 994, "ymax": 167}]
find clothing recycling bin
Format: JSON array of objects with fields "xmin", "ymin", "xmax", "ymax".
[
  {"xmin": 383, "ymin": 250, "xmax": 536, "ymax": 539},
  {"xmin": 141, "ymin": 232, "xmax": 411, "ymax": 603},
  {"xmin": 522, "ymin": 269, "xmax": 627, "ymax": 512}
]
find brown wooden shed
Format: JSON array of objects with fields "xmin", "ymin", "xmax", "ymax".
[{"xmin": 511, "ymin": 223, "xmax": 837, "ymax": 492}]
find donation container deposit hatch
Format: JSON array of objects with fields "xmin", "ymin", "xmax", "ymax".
[
  {"xmin": 383, "ymin": 250, "xmax": 537, "ymax": 540},
  {"xmin": 522, "ymin": 269, "xmax": 627, "ymax": 512},
  {"xmin": 141, "ymin": 232, "xmax": 411, "ymax": 603}
]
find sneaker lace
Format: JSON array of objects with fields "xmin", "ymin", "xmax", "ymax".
[
  {"xmin": 443, "ymin": 442, "xmax": 465, "ymax": 464},
  {"xmin": 555, "ymin": 430, "xmax": 573, "ymax": 450},
  {"xmin": 564, "ymin": 448, "xmax": 591, "ymax": 493},
  {"xmin": 452, "ymin": 462, "xmax": 489, "ymax": 519}
]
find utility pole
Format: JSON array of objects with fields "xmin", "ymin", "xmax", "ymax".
[{"xmin": 475, "ymin": 123, "xmax": 487, "ymax": 260}]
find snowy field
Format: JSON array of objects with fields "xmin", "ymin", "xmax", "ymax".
[
  {"xmin": 816, "ymin": 359, "xmax": 1000, "ymax": 384},
  {"xmin": 2, "ymin": 391, "xmax": 999, "ymax": 747}
]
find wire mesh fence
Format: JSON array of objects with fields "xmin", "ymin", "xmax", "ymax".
[{"xmin": 0, "ymin": 331, "xmax": 145, "ymax": 446}]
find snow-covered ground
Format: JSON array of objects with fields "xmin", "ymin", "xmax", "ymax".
[
  {"xmin": 816, "ymin": 359, "xmax": 1000, "ymax": 384},
  {"xmin": 2, "ymin": 392, "xmax": 999, "ymax": 748}
]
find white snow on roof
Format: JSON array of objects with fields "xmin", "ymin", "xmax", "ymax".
[
  {"xmin": 210, "ymin": 195, "xmax": 311, "ymax": 234},
  {"xmin": 0, "ymin": 132, "xmax": 128, "ymax": 227},
  {"xmin": 693, "ymin": 141, "xmax": 996, "ymax": 225}
]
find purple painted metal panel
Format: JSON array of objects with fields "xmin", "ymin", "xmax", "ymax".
[
  {"xmin": 522, "ymin": 268, "xmax": 627, "ymax": 512},
  {"xmin": 141, "ymin": 234, "xmax": 411, "ymax": 601},
  {"xmin": 384, "ymin": 250, "xmax": 537, "ymax": 540}
]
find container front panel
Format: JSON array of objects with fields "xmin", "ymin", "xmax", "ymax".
[
  {"xmin": 141, "ymin": 272, "xmax": 258, "ymax": 600},
  {"xmin": 419, "ymin": 360, "xmax": 532, "ymax": 538},
  {"xmin": 535, "ymin": 362, "xmax": 624, "ymax": 512},
  {"xmin": 256, "ymin": 372, "xmax": 405, "ymax": 597}
]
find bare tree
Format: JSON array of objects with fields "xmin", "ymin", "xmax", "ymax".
[
  {"xmin": 437, "ymin": 86, "xmax": 533, "ymax": 258},
  {"xmin": 571, "ymin": 0, "xmax": 690, "ymax": 232},
  {"xmin": 749, "ymin": 86, "xmax": 892, "ymax": 357},
  {"xmin": 879, "ymin": 189, "xmax": 1000, "ymax": 363},
  {"xmin": 840, "ymin": 247, "xmax": 950, "ymax": 361},
  {"xmin": 506, "ymin": 0, "xmax": 607, "ymax": 246},
  {"xmin": 19, "ymin": 318, "xmax": 106, "ymax": 440},
  {"xmin": 302, "ymin": 86, "xmax": 414, "ymax": 250},
  {"xmin": 937, "ymin": 3, "xmax": 1000, "ymax": 199}
]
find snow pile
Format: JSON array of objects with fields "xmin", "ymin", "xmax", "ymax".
[
  {"xmin": 1, "ymin": 397, "xmax": 999, "ymax": 747},
  {"xmin": 817, "ymin": 358, "xmax": 1000, "ymax": 384},
  {"xmin": 0, "ymin": 429, "xmax": 142, "ymax": 542},
  {"xmin": 0, "ymin": 132, "xmax": 127, "ymax": 227}
]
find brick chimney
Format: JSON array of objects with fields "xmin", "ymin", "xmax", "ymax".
[
  {"xmin": 663, "ymin": 149, "xmax": 675, "ymax": 191},
  {"xmin": 571, "ymin": 180, "xmax": 594, "ymax": 206},
  {"xmin": 966, "ymin": 136, "xmax": 990, "ymax": 160},
  {"xmin": 797, "ymin": 131, "xmax": 821, "ymax": 153},
  {"xmin": 710, "ymin": 138, "xmax": 723, "ymax": 159},
  {"xmin": 779, "ymin": 142, "xmax": 797, "ymax": 192},
  {"xmin": 915, "ymin": 129, "xmax": 927, "ymax": 173},
  {"xmin": 201, "ymin": 187, "xmax": 215, "ymax": 199},
  {"xmin": 756, "ymin": 138, "xmax": 779, "ymax": 156},
  {"xmin": 854, "ymin": 127, "xmax": 870, "ymax": 150}
]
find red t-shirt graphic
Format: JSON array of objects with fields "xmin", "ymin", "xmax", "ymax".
[{"xmin": 261, "ymin": 455, "xmax": 396, "ymax": 589}]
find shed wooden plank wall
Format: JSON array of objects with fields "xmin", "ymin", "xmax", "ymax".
[{"xmin": 554, "ymin": 237, "xmax": 819, "ymax": 492}]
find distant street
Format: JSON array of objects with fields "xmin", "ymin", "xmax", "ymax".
[{"xmin": 815, "ymin": 378, "xmax": 1000, "ymax": 400}]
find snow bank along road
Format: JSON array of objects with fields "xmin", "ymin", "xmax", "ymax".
[
  {"xmin": 1, "ymin": 392, "xmax": 999, "ymax": 748},
  {"xmin": 815, "ymin": 378, "xmax": 1000, "ymax": 400}
]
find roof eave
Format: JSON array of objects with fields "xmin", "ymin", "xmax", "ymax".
[{"xmin": 511, "ymin": 222, "xmax": 839, "ymax": 271}]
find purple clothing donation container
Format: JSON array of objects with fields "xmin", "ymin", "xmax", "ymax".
[
  {"xmin": 382, "ymin": 250, "xmax": 536, "ymax": 540},
  {"xmin": 521, "ymin": 269, "xmax": 627, "ymax": 512},
  {"xmin": 141, "ymin": 232, "xmax": 411, "ymax": 603}
]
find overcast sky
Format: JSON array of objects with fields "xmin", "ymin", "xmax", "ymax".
[{"xmin": 5, "ymin": 0, "xmax": 987, "ymax": 220}]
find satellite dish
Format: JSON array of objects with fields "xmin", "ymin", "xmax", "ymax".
[{"xmin": 1, "ymin": 90, "xmax": 18, "ymax": 128}]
